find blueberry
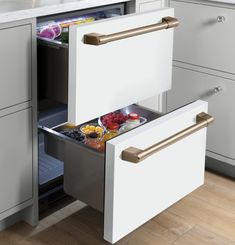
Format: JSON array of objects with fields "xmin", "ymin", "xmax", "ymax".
[{"xmin": 60, "ymin": 128, "xmax": 85, "ymax": 142}]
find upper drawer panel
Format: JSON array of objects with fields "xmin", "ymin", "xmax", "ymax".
[
  {"xmin": 68, "ymin": 8, "xmax": 175, "ymax": 125},
  {"xmin": 171, "ymin": 1, "xmax": 235, "ymax": 73},
  {"xmin": 0, "ymin": 24, "xmax": 32, "ymax": 110}
]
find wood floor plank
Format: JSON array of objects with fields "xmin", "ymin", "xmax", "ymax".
[
  {"xmin": 173, "ymin": 225, "xmax": 235, "ymax": 245},
  {"xmin": 118, "ymin": 227, "xmax": 171, "ymax": 245},
  {"xmin": 0, "ymin": 224, "xmax": 30, "ymax": 245},
  {"xmin": 168, "ymin": 195, "xmax": 235, "ymax": 241},
  {"xmin": 191, "ymin": 172, "xmax": 235, "ymax": 214},
  {"xmin": 29, "ymin": 207, "xmax": 170, "ymax": 245},
  {"xmin": 205, "ymin": 172, "xmax": 235, "ymax": 190},
  {"xmin": 192, "ymin": 184, "xmax": 235, "ymax": 214},
  {"xmin": 143, "ymin": 211, "xmax": 193, "ymax": 243}
]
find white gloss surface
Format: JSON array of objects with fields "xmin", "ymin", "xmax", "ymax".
[{"xmin": 0, "ymin": 0, "xmax": 130, "ymax": 24}]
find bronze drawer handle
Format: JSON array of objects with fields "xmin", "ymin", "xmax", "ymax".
[
  {"xmin": 83, "ymin": 16, "xmax": 179, "ymax": 45},
  {"xmin": 122, "ymin": 112, "xmax": 214, "ymax": 163}
]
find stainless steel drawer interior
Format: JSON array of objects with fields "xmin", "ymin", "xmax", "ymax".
[{"xmin": 39, "ymin": 104, "xmax": 161, "ymax": 212}]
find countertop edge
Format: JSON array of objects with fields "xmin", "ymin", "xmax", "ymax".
[{"xmin": 0, "ymin": 0, "xmax": 131, "ymax": 25}]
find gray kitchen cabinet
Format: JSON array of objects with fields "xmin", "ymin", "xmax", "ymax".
[
  {"xmin": 171, "ymin": 0, "xmax": 235, "ymax": 74},
  {"xmin": 0, "ymin": 18, "xmax": 37, "ymax": 229},
  {"xmin": 0, "ymin": 23, "xmax": 32, "ymax": 110},
  {"xmin": 0, "ymin": 108, "xmax": 33, "ymax": 214},
  {"xmin": 166, "ymin": 0, "xmax": 235, "ymax": 177},
  {"xmin": 167, "ymin": 66, "xmax": 235, "ymax": 161}
]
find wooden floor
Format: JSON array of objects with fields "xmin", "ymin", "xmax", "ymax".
[{"xmin": 1, "ymin": 171, "xmax": 235, "ymax": 245}]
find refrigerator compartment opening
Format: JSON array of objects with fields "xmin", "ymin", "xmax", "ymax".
[
  {"xmin": 39, "ymin": 142, "xmax": 64, "ymax": 187},
  {"xmin": 40, "ymin": 104, "xmax": 162, "ymax": 212},
  {"xmin": 37, "ymin": 3, "xmax": 125, "ymax": 106},
  {"xmin": 37, "ymin": 43, "xmax": 68, "ymax": 105},
  {"xmin": 37, "ymin": 3, "xmax": 125, "ymax": 47},
  {"xmin": 38, "ymin": 104, "xmax": 69, "ymax": 215}
]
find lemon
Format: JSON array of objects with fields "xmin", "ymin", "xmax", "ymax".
[
  {"xmin": 89, "ymin": 125, "xmax": 95, "ymax": 130},
  {"xmin": 84, "ymin": 129, "xmax": 90, "ymax": 134},
  {"xmin": 95, "ymin": 127, "xmax": 103, "ymax": 132}
]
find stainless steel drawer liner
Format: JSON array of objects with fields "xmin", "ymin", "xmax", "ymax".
[{"xmin": 40, "ymin": 105, "xmax": 161, "ymax": 212}]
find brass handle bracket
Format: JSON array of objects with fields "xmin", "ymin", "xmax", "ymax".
[
  {"xmin": 196, "ymin": 112, "xmax": 214, "ymax": 126},
  {"xmin": 83, "ymin": 33, "xmax": 106, "ymax": 46},
  {"xmin": 122, "ymin": 112, "xmax": 214, "ymax": 164},
  {"xmin": 83, "ymin": 16, "xmax": 179, "ymax": 45},
  {"xmin": 162, "ymin": 16, "xmax": 180, "ymax": 29}
]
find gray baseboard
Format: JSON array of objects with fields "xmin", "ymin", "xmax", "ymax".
[
  {"xmin": 206, "ymin": 156, "xmax": 235, "ymax": 179},
  {"xmin": 0, "ymin": 212, "xmax": 22, "ymax": 231},
  {"xmin": 0, "ymin": 205, "xmax": 38, "ymax": 232}
]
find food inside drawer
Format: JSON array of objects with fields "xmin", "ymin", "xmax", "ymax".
[
  {"xmin": 39, "ymin": 104, "xmax": 161, "ymax": 211},
  {"xmin": 37, "ymin": 4, "xmax": 125, "ymax": 105},
  {"xmin": 37, "ymin": 6, "xmax": 123, "ymax": 44},
  {"xmin": 43, "ymin": 105, "xmax": 156, "ymax": 153}
]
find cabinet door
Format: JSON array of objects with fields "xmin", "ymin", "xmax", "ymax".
[
  {"xmin": 68, "ymin": 8, "xmax": 177, "ymax": 125},
  {"xmin": 0, "ymin": 24, "xmax": 32, "ymax": 110},
  {"xmin": 104, "ymin": 100, "xmax": 209, "ymax": 243},
  {"xmin": 0, "ymin": 108, "xmax": 33, "ymax": 214},
  {"xmin": 171, "ymin": 1, "xmax": 235, "ymax": 73},
  {"xmin": 167, "ymin": 66, "xmax": 235, "ymax": 160}
]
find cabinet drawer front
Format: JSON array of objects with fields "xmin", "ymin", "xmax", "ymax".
[
  {"xmin": 167, "ymin": 66, "xmax": 235, "ymax": 160},
  {"xmin": 171, "ymin": 1, "xmax": 235, "ymax": 73},
  {"xmin": 0, "ymin": 108, "xmax": 33, "ymax": 214},
  {"xmin": 0, "ymin": 24, "xmax": 32, "ymax": 110},
  {"xmin": 104, "ymin": 100, "xmax": 208, "ymax": 243},
  {"xmin": 68, "ymin": 8, "xmax": 176, "ymax": 125}
]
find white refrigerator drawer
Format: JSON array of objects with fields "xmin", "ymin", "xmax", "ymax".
[
  {"xmin": 41, "ymin": 100, "xmax": 212, "ymax": 244},
  {"xmin": 68, "ymin": 7, "xmax": 178, "ymax": 125}
]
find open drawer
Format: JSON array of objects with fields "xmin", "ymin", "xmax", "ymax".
[
  {"xmin": 38, "ymin": 7, "xmax": 178, "ymax": 125},
  {"xmin": 40, "ymin": 100, "xmax": 213, "ymax": 243}
]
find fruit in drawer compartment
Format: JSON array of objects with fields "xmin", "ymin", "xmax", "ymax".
[
  {"xmin": 80, "ymin": 124, "xmax": 104, "ymax": 137},
  {"xmin": 60, "ymin": 129, "xmax": 85, "ymax": 142},
  {"xmin": 39, "ymin": 27, "xmax": 56, "ymax": 40},
  {"xmin": 101, "ymin": 112, "xmax": 127, "ymax": 127},
  {"xmin": 85, "ymin": 132, "xmax": 104, "ymax": 152},
  {"xmin": 37, "ymin": 21, "xmax": 62, "ymax": 40}
]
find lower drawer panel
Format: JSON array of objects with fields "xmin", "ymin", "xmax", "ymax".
[
  {"xmin": 41, "ymin": 101, "xmax": 210, "ymax": 244},
  {"xmin": 43, "ymin": 104, "xmax": 159, "ymax": 211},
  {"xmin": 64, "ymin": 143, "xmax": 104, "ymax": 212},
  {"xmin": 44, "ymin": 127, "xmax": 104, "ymax": 211},
  {"xmin": 104, "ymin": 100, "xmax": 209, "ymax": 243}
]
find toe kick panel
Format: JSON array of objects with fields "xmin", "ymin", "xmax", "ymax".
[
  {"xmin": 104, "ymin": 100, "xmax": 210, "ymax": 243},
  {"xmin": 68, "ymin": 8, "xmax": 177, "ymax": 125}
]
